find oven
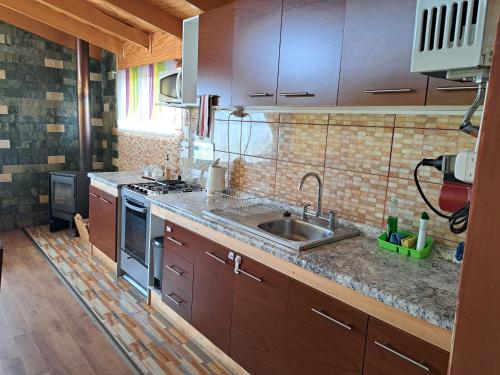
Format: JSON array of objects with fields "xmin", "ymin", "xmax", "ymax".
[{"xmin": 120, "ymin": 189, "xmax": 150, "ymax": 292}]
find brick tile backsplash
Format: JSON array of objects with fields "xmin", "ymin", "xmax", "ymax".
[
  {"xmin": 241, "ymin": 122, "xmax": 279, "ymax": 159},
  {"xmin": 278, "ymin": 123, "xmax": 328, "ymax": 166}
]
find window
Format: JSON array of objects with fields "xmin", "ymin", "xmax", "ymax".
[{"xmin": 116, "ymin": 61, "xmax": 182, "ymax": 136}]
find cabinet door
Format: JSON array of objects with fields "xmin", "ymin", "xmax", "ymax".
[
  {"xmin": 283, "ymin": 280, "xmax": 368, "ymax": 374},
  {"xmin": 230, "ymin": 256, "xmax": 289, "ymax": 375},
  {"xmin": 89, "ymin": 186, "xmax": 117, "ymax": 261},
  {"xmin": 197, "ymin": 3, "xmax": 235, "ymax": 106},
  {"xmin": 277, "ymin": 0, "xmax": 345, "ymax": 106},
  {"xmin": 231, "ymin": 0, "xmax": 282, "ymax": 106},
  {"xmin": 191, "ymin": 241, "xmax": 234, "ymax": 354},
  {"xmin": 426, "ymin": 77, "xmax": 478, "ymax": 105},
  {"xmin": 363, "ymin": 318, "xmax": 449, "ymax": 375},
  {"xmin": 338, "ymin": 0, "xmax": 428, "ymax": 106}
]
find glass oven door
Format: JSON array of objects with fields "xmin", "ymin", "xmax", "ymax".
[
  {"xmin": 51, "ymin": 175, "xmax": 75, "ymax": 213},
  {"xmin": 123, "ymin": 198, "xmax": 148, "ymax": 265}
]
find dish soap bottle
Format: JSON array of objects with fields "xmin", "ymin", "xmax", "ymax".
[{"xmin": 386, "ymin": 197, "xmax": 398, "ymax": 239}]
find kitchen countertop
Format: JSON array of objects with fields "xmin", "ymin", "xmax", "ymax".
[
  {"xmin": 148, "ymin": 191, "xmax": 460, "ymax": 331},
  {"xmin": 88, "ymin": 171, "xmax": 147, "ymax": 188}
]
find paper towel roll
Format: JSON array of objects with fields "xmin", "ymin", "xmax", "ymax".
[{"xmin": 206, "ymin": 165, "xmax": 227, "ymax": 196}]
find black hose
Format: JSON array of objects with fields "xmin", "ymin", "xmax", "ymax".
[{"xmin": 414, "ymin": 161, "xmax": 469, "ymax": 234}]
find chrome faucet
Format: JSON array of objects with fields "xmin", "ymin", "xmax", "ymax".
[{"xmin": 298, "ymin": 172, "xmax": 335, "ymax": 229}]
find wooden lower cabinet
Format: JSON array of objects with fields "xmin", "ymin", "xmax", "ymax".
[
  {"xmin": 283, "ymin": 280, "xmax": 368, "ymax": 374},
  {"xmin": 191, "ymin": 241, "xmax": 234, "ymax": 354},
  {"xmin": 230, "ymin": 255, "xmax": 289, "ymax": 375},
  {"xmin": 88, "ymin": 185, "xmax": 117, "ymax": 261},
  {"xmin": 363, "ymin": 318, "xmax": 449, "ymax": 375}
]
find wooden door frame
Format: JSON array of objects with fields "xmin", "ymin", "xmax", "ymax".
[{"xmin": 449, "ymin": 18, "xmax": 500, "ymax": 375}]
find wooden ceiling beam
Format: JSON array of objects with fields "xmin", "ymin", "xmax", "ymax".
[
  {"xmin": 184, "ymin": 0, "xmax": 234, "ymax": 12},
  {"xmin": 98, "ymin": 0, "xmax": 182, "ymax": 38},
  {"xmin": 35, "ymin": 0, "xmax": 150, "ymax": 48},
  {"xmin": 0, "ymin": 0, "xmax": 123, "ymax": 53},
  {"xmin": 0, "ymin": 5, "xmax": 102, "ymax": 59}
]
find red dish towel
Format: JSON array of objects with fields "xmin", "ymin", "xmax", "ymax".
[{"xmin": 197, "ymin": 94, "xmax": 213, "ymax": 138}]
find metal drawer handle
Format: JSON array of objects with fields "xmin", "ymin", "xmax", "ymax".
[
  {"xmin": 165, "ymin": 265, "xmax": 184, "ymax": 277},
  {"xmin": 364, "ymin": 88, "xmax": 414, "ymax": 94},
  {"xmin": 311, "ymin": 308, "xmax": 352, "ymax": 331},
  {"xmin": 248, "ymin": 93, "xmax": 274, "ymax": 97},
  {"xmin": 165, "ymin": 293, "xmax": 184, "ymax": 306},
  {"xmin": 99, "ymin": 197, "xmax": 111, "ymax": 204},
  {"xmin": 278, "ymin": 92, "xmax": 314, "ymax": 97},
  {"xmin": 89, "ymin": 192, "xmax": 98, "ymax": 198},
  {"xmin": 436, "ymin": 86, "xmax": 478, "ymax": 91},
  {"xmin": 204, "ymin": 251, "xmax": 227, "ymax": 264},
  {"xmin": 166, "ymin": 236, "xmax": 183, "ymax": 246},
  {"xmin": 238, "ymin": 268, "xmax": 262, "ymax": 282},
  {"xmin": 374, "ymin": 341, "xmax": 430, "ymax": 372}
]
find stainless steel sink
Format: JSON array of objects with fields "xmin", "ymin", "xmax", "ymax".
[
  {"xmin": 203, "ymin": 208, "xmax": 359, "ymax": 251},
  {"xmin": 257, "ymin": 218, "xmax": 334, "ymax": 242}
]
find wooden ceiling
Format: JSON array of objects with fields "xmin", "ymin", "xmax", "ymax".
[{"xmin": 0, "ymin": 0, "xmax": 233, "ymax": 61}]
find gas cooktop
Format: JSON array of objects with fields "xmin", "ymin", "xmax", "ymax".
[{"xmin": 125, "ymin": 180, "xmax": 202, "ymax": 196}]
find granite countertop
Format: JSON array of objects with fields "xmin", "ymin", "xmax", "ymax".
[
  {"xmin": 148, "ymin": 191, "xmax": 460, "ymax": 330},
  {"xmin": 88, "ymin": 171, "xmax": 147, "ymax": 188}
]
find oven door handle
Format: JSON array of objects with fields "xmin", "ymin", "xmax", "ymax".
[{"xmin": 124, "ymin": 200, "xmax": 147, "ymax": 214}]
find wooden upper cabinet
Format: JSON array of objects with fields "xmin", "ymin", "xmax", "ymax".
[
  {"xmin": 230, "ymin": 255, "xmax": 290, "ymax": 374},
  {"xmin": 89, "ymin": 186, "xmax": 117, "ymax": 261},
  {"xmin": 283, "ymin": 280, "xmax": 368, "ymax": 374},
  {"xmin": 277, "ymin": 0, "xmax": 345, "ymax": 106},
  {"xmin": 338, "ymin": 0, "xmax": 428, "ymax": 106},
  {"xmin": 426, "ymin": 77, "xmax": 478, "ymax": 105},
  {"xmin": 363, "ymin": 318, "xmax": 449, "ymax": 375},
  {"xmin": 197, "ymin": 3, "xmax": 235, "ymax": 106},
  {"xmin": 231, "ymin": 0, "xmax": 282, "ymax": 106}
]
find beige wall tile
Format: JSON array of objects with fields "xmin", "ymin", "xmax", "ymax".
[
  {"xmin": 395, "ymin": 114, "xmax": 481, "ymax": 129},
  {"xmin": 0, "ymin": 70, "xmax": 5, "ymax": 79},
  {"xmin": 0, "ymin": 35, "xmax": 5, "ymax": 44},
  {"xmin": 390, "ymin": 128, "xmax": 476, "ymax": 183},
  {"xmin": 104, "ymin": 103, "xmax": 110, "ymax": 112},
  {"xmin": 48, "ymin": 155, "xmax": 65, "ymax": 164},
  {"xmin": 90, "ymin": 72, "xmax": 102, "ymax": 81},
  {"xmin": 386, "ymin": 177, "xmax": 465, "ymax": 244},
  {"xmin": 91, "ymin": 118, "xmax": 103, "ymax": 127},
  {"xmin": 323, "ymin": 168, "xmax": 388, "ymax": 226},
  {"xmin": 0, "ymin": 174, "xmax": 12, "ymax": 182},
  {"xmin": 3, "ymin": 165, "xmax": 25, "ymax": 174},
  {"xmin": 278, "ymin": 123, "xmax": 327, "ymax": 166},
  {"xmin": 0, "ymin": 140, "xmax": 10, "ymax": 149},
  {"xmin": 93, "ymin": 162, "xmax": 105, "ymax": 170},
  {"xmin": 112, "ymin": 158, "xmax": 119, "ymax": 167},
  {"xmin": 326, "ymin": 126, "xmax": 393, "ymax": 176},
  {"xmin": 117, "ymin": 131, "xmax": 180, "ymax": 172},
  {"xmin": 280, "ymin": 113, "xmax": 329, "ymax": 125},
  {"xmin": 275, "ymin": 161, "xmax": 324, "ymax": 210},
  {"xmin": 241, "ymin": 122, "xmax": 279, "ymax": 159},
  {"xmin": 0, "ymin": 105, "xmax": 7, "ymax": 114},
  {"xmin": 329, "ymin": 113, "xmax": 395, "ymax": 127},
  {"xmin": 46, "ymin": 124, "xmax": 65, "ymax": 133},
  {"xmin": 44, "ymin": 58, "xmax": 64, "ymax": 69},
  {"xmin": 46, "ymin": 92, "xmax": 64, "ymax": 101},
  {"xmin": 102, "ymin": 140, "xmax": 108, "ymax": 149},
  {"xmin": 236, "ymin": 156, "xmax": 277, "ymax": 195},
  {"xmin": 212, "ymin": 119, "xmax": 241, "ymax": 153},
  {"xmin": 39, "ymin": 195, "xmax": 49, "ymax": 204}
]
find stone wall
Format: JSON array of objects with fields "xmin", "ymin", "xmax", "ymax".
[{"xmin": 0, "ymin": 22, "xmax": 110, "ymax": 230}]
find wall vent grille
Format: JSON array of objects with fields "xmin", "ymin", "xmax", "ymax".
[{"xmin": 411, "ymin": 0, "xmax": 489, "ymax": 74}]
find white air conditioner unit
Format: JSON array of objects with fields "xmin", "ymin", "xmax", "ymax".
[{"xmin": 411, "ymin": 0, "xmax": 500, "ymax": 80}]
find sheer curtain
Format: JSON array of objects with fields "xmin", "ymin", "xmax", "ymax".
[{"xmin": 116, "ymin": 61, "xmax": 182, "ymax": 136}]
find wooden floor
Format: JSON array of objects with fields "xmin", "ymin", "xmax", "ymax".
[
  {"xmin": 24, "ymin": 226, "xmax": 233, "ymax": 375},
  {"xmin": 0, "ymin": 230, "xmax": 134, "ymax": 375}
]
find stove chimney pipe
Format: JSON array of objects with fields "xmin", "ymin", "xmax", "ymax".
[{"xmin": 76, "ymin": 38, "xmax": 92, "ymax": 171}]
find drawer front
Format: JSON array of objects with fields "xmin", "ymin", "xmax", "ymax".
[
  {"xmin": 363, "ymin": 318, "xmax": 449, "ymax": 375},
  {"xmin": 162, "ymin": 284, "xmax": 192, "ymax": 322},
  {"xmin": 164, "ymin": 221, "xmax": 197, "ymax": 263},
  {"xmin": 162, "ymin": 250, "xmax": 193, "ymax": 298},
  {"xmin": 283, "ymin": 280, "xmax": 368, "ymax": 374}
]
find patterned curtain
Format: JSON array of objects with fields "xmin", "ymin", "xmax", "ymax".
[{"xmin": 116, "ymin": 61, "xmax": 182, "ymax": 135}]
